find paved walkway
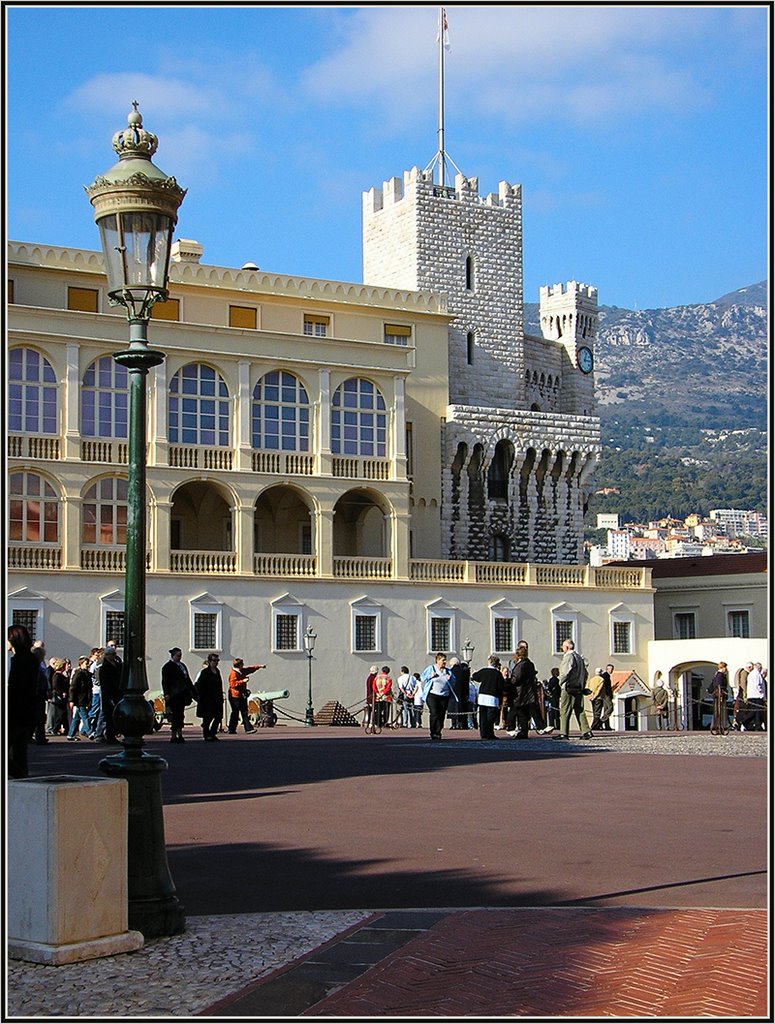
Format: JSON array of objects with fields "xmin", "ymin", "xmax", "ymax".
[{"xmin": 6, "ymin": 729, "xmax": 769, "ymax": 1019}]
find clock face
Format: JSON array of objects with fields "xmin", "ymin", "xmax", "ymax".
[{"xmin": 577, "ymin": 346, "xmax": 594, "ymax": 373}]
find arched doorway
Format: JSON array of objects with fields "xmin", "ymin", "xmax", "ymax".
[{"xmin": 333, "ymin": 488, "xmax": 389, "ymax": 558}]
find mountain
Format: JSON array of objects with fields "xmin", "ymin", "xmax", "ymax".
[{"xmin": 525, "ymin": 283, "xmax": 769, "ymax": 521}]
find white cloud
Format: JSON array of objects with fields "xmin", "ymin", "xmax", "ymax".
[
  {"xmin": 66, "ymin": 72, "xmax": 217, "ymax": 121},
  {"xmin": 301, "ymin": 5, "xmax": 743, "ymax": 127}
]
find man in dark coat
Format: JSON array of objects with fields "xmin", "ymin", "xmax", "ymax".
[
  {"xmin": 162, "ymin": 647, "xmax": 194, "ymax": 743},
  {"xmin": 448, "ymin": 657, "xmax": 471, "ymax": 729},
  {"xmin": 93, "ymin": 646, "xmax": 123, "ymax": 744},
  {"xmin": 8, "ymin": 625, "xmax": 38, "ymax": 778}
]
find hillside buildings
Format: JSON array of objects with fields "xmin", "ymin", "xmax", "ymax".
[
  {"xmin": 9, "ymin": 107, "xmax": 665, "ymax": 714},
  {"xmin": 591, "ymin": 510, "xmax": 767, "ymax": 565}
]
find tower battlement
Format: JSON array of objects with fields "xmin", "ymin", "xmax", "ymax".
[
  {"xmin": 363, "ymin": 167, "xmax": 521, "ymax": 214},
  {"xmin": 540, "ymin": 281, "xmax": 597, "ymax": 302}
]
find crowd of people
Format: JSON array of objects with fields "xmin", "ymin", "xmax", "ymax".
[
  {"xmin": 362, "ymin": 641, "xmax": 622, "ymax": 742},
  {"xmin": 362, "ymin": 644, "xmax": 767, "ymax": 743},
  {"xmin": 8, "ymin": 623, "xmax": 767, "ymax": 777},
  {"xmin": 6, "ymin": 625, "xmax": 270, "ymax": 777}
]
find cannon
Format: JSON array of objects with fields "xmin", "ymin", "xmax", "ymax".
[{"xmin": 247, "ymin": 689, "xmax": 290, "ymax": 728}]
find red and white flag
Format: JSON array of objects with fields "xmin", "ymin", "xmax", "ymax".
[{"xmin": 437, "ymin": 7, "xmax": 450, "ymax": 51}]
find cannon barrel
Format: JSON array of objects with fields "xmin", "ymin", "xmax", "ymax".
[{"xmin": 251, "ymin": 689, "xmax": 290, "ymax": 701}]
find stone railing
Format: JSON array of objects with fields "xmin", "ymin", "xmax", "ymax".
[
  {"xmin": 168, "ymin": 445, "xmax": 234, "ymax": 471},
  {"xmin": 593, "ymin": 566, "xmax": 651, "ymax": 589},
  {"xmin": 8, "ymin": 545, "xmax": 62, "ymax": 570},
  {"xmin": 8, "ymin": 434, "xmax": 61, "ymax": 460},
  {"xmin": 81, "ymin": 439, "xmax": 130, "ymax": 464},
  {"xmin": 410, "ymin": 559, "xmax": 468, "ymax": 583},
  {"xmin": 534, "ymin": 564, "xmax": 588, "ymax": 587},
  {"xmin": 80, "ymin": 548, "xmax": 152, "ymax": 571},
  {"xmin": 254, "ymin": 554, "xmax": 317, "ymax": 577},
  {"xmin": 252, "ymin": 451, "xmax": 315, "ymax": 475},
  {"xmin": 475, "ymin": 562, "xmax": 529, "ymax": 584},
  {"xmin": 333, "ymin": 556, "xmax": 393, "ymax": 579},
  {"xmin": 332, "ymin": 456, "xmax": 390, "ymax": 480},
  {"xmin": 169, "ymin": 550, "xmax": 237, "ymax": 574}
]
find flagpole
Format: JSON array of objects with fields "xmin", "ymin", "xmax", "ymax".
[{"xmin": 438, "ymin": 6, "xmax": 446, "ymax": 186}]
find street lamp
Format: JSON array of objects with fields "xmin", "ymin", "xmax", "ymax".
[
  {"xmin": 303, "ymin": 625, "xmax": 317, "ymax": 726},
  {"xmin": 461, "ymin": 637, "xmax": 475, "ymax": 664},
  {"xmin": 86, "ymin": 103, "xmax": 186, "ymax": 939}
]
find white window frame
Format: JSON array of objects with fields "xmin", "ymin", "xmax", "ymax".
[
  {"xmin": 725, "ymin": 606, "xmax": 752, "ymax": 639},
  {"xmin": 384, "ymin": 322, "xmax": 412, "ymax": 346},
  {"xmin": 609, "ymin": 603, "xmax": 635, "ymax": 656},
  {"xmin": 551, "ymin": 603, "xmax": 579, "ymax": 655},
  {"xmin": 189, "ymin": 593, "xmax": 223, "ymax": 653},
  {"xmin": 8, "ymin": 588, "xmax": 46, "ymax": 644},
  {"xmin": 490, "ymin": 599, "xmax": 521, "ymax": 656},
  {"xmin": 671, "ymin": 605, "xmax": 699, "ymax": 640},
  {"xmin": 100, "ymin": 590, "xmax": 125, "ymax": 652},
  {"xmin": 350, "ymin": 596, "xmax": 383, "ymax": 654},
  {"xmin": 270, "ymin": 593, "xmax": 305, "ymax": 653},
  {"xmin": 303, "ymin": 312, "xmax": 332, "ymax": 337},
  {"xmin": 426, "ymin": 598, "xmax": 457, "ymax": 655}
]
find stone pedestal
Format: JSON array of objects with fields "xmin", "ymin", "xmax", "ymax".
[{"xmin": 7, "ymin": 775, "xmax": 144, "ymax": 965}]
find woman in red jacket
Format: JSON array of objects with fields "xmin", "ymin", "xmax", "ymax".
[{"xmin": 227, "ymin": 658, "xmax": 266, "ymax": 734}]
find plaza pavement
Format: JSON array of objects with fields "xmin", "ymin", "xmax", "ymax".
[{"xmin": 6, "ymin": 726, "xmax": 769, "ymax": 1019}]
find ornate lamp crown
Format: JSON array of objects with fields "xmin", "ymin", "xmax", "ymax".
[{"xmin": 112, "ymin": 101, "xmax": 159, "ymax": 160}]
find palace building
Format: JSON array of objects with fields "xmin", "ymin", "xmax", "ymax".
[{"xmin": 7, "ymin": 156, "xmax": 655, "ymax": 716}]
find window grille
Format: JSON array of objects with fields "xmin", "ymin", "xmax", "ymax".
[
  {"xmin": 276, "ymin": 614, "xmax": 298, "ymax": 651},
  {"xmin": 193, "ymin": 612, "xmax": 217, "ymax": 649},
  {"xmin": 12, "ymin": 609, "xmax": 38, "ymax": 641},
  {"xmin": 612, "ymin": 620, "xmax": 632, "ymax": 655},
  {"xmin": 430, "ymin": 617, "xmax": 451, "ymax": 651},
  {"xmin": 105, "ymin": 611, "xmax": 126, "ymax": 647},
  {"xmin": 354, "ymin": 615, "xmax": 377, "ymax": 652}
]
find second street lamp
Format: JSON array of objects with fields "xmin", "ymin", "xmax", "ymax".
[
  {"xmin": 86, "ymin": 103, "xmax": 186, "ymax": 939},
  {"xmin": 303, "ymin": 626, "xmax": 317, "ymax": 726}
]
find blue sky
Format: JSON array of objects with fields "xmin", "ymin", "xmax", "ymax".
[{"xmin": 6, "ymin": 4, "xmax": 769, "ymax": 310}]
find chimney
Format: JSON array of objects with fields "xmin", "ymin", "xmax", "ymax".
[{"xmin": 170, "ymin": 239, "xmax": 203, "ymax": 264}]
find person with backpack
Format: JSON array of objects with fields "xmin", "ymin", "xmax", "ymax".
[{"xmin": 557, "ymin": 638, "xmax": 593, "ymax": 740}]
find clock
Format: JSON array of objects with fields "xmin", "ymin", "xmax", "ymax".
[{"xmin": 577, "ymin": 346, "xmax": 594, "ymax": 374}]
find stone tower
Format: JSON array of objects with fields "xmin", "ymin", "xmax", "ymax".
[{"xmin": 363, "ymin": 167, "xmax": 600, "ymax": 565}]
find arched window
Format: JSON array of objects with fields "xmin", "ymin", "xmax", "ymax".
[
  {"xmin": 488, "ymin": 439, "xmax": 514, "ymax": 500},
  {"xmin": 9, "ymin": 348, "xmax": 57, "ymax": 434},
  {"xmin": 467, "ymin": 332, "xmax": 475, "ymax": 365},
  {"xmin": 169, "ymin": 363, "xmax": 230, "ymax": 446},
  {"xmin": 331, "ymin": 378, "xmax": 387, "ymax": 457},
  {"xmin": 82, "ymin": 356, "xmax": 128, "ymax": 438},
  {"xmin": 82, "ymin": 478, "xmax": 128, "ymax": 546},
  {"xmin": 9, "ymin": 472, "xmax": 59, "ymax": 543},
  {"xmin": 252, "ymin": 370, "xmax": 310, "ymax": 451}
]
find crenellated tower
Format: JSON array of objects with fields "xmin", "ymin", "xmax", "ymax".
[
  {"xmin": 362, "ymin": 165, "xmax": 601, "ymax": 566},
  {"xmin": 539, "ymin": 281, "xmax": 598, "ymax": 416},
  {"xmin": 363, "ymin": 167, "xmax": 524, "ymax": 409}
]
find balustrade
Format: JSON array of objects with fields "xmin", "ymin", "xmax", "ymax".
[
  {"xmin": 8, "ymin": 546, "xmax": 61, "ymax": 570},
  {"xmin": 254, "ymin": 553, "xmax": 317, "ymax": 577},
  {"xmin": 252, "ymin": 451, "xmax": 315, "ymax": 475},
  {"xmin": 410, "ymin": 559, "xmax": 467, "ymax": 583},
  {"xmin": 534, "ymin": 564, "xmax": 588, "ymax": 586},
  {"xmin": 168, "ymin": 445, "xmax": 233, "ymax": 471},
  {"xmin": 80, "ymin": 440, "xmax": 130, "ymax": 464},
  {"xmin": 169, "ymin": 550, "xmax": 237, "ymax": 574},
  {"xmin": 332, "ymin": 456, "xmax": 390, "ymax": 480},
  {"xmin": 475, "ymin": 562, "xmax": 528, "ymax": 584},
  {"xmin": 8, "ymin": 435, "xmax": 60, "ymax": 460},
  {"xmin": 593, "ymin": 566, "xmax": 649, "ymax": 589},
  {"xmin": 333, "ymin": 556, "xmax": 392, "ymax": 579}
]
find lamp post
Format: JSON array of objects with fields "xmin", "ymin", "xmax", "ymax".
[
  {"xmin": 461, "ymin": 637, "xmax": 475, "ymax": 665},
  {"xmin": 303, "ymin": 625, "xmax": 317, "ymax": 726},
  {"xmin": 86, "ymin": 103, "xmax": 186, "ymax": 939}
]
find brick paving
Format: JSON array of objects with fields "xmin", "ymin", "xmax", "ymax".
[{"xmin": 290, "ymin": 907, "xmax": 769, "ymax": 1019}]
